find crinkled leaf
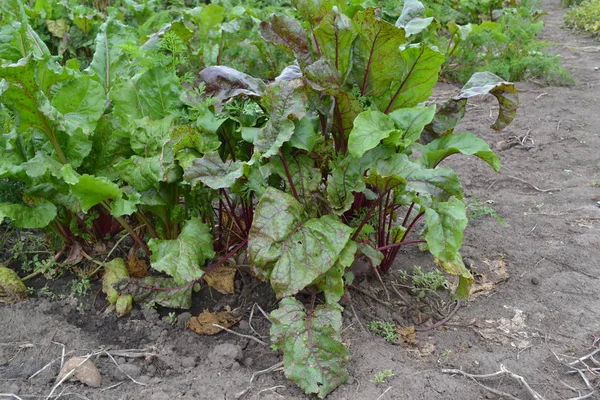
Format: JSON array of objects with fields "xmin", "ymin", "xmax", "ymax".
[
  {"xmin": 290, "ymin": 117, "xmax": 317, "ymax": 152},
  {"xmin": 348, "ymin": 110, "xmax": 398, "ymax": 158},
  {"xmin": 149, "ymin": 218, "xmax": 215, "ymax": 285},
  {"xmin": 249, "ymin": 187, "xmax": 352, "ymax": 297},
  {"xmin": 326, "ymin": 154, "xmax": 366, "ymax": 214},
  {"xmin": 398, "ymin": 158, "xmax": 463, "ymax": 200},
  {"xmin": 385, "ymin": 105, "xmax": 435, "ymax": 148},
  {"xmin": 46, "ymin": 19, "xmax": 68, "ymax": 38},
  {"xmin": 271, "ymin": 297, "xmax": 349, "ymax": 399},
  {"xmin": 271, "ymin": 153, "xmax": 320, "ymax": 202},
  {"xmin": 314, "ymin": 12, "xmax": 356, "ymax": 82},
  {"xmin": 111, "ymin": 67, "xmax": 182, "ymax": 121},
  {"xmin": 115, "ymin": 276, "xmax": 193, "ymax": 309},
  {"xmin": 422, "ymin": 72, "xmax": 518, "ymax": 143},
  {"xmin": 434, "ymin": 253, "xmax": 473, "ymax": 299},
  {"xmin": 70, "ymin": 174, "xmax": 122, "ymax": 212},
  {"xmin": 260, "ymin": 14, "xmax": 312, "ymax": 66},
  {"xmin": 85, "ymin": 18, "xmax": 136, "ymax": 92},
  {"xmin": 131, "ymin": 116, "xmax": 175, "ymax": 156},
  {"xmin": 111, "ymin": 192, "xmax": 141, "ymax": 216},
  {"xmin": 171, "ymin": 124, "xmax": 220, "ymax": 154},
  {"xmin": 184, "ymin": 151, "xmax": 244, "ymax": 189},
  {"xmin": 116, "ymin": 155, "xmax": 168, "ymax": 191},
  {"xmin": 255, "ymin": 80, "xmax": 308, "ymax": 159},
  {"xmin": 0, "ymin": 21, "xmax": 49, "ymax": 61},
  {"xmin": 315, "ymin": 240, "xmax": 357, "ymax": 304},
  {"xmin": 424, "ymin": 198, "xmax": 467, "ymax": 262},
  {"xmin": 199, "ymin": 66, "xmax": 266, "ymax": 105},
  {"xmin": 0, "ymin": 200, "xmax": 56, "ymax": 228},
  {"xmin": 395, "ymin": 0, "xmax": 434, "ymax": 37},
  {"xmin": 421, "ymin": 131, "xmax": 500, "ymax": 171}
]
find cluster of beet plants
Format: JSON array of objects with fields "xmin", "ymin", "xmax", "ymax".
[{"xmin": 0, "ymin": 0, "xmax": 517, "ymax": 397}]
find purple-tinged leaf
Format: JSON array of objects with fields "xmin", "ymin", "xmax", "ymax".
[
  {"xmin": 184, "ymin": 151, "xmax": 245, "ymax": 189},
  {"xmin": 115, "ymin": 276, "xmax": 193, "ymax": 309},
  {"xmin": 198, "ymin": 65, "xmax": 266, "ymax": 106},
  {"xmin": 260, "ymin": 14, "xmax": 313, "ymax": 66},
  {"xmin": 313, "ymin": 12, "xmax": 356, "ymax": 82}
]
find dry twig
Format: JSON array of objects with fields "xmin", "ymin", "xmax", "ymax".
[
  {"xmin": 235, "ymin": 361, "xmax": 284, "ymax": 399},
  {"xmin": 212, "ymin": 324, "xmax": 268, "ymax": 346}
]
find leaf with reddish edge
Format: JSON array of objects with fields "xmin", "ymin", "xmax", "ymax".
[
  {"xmin": 422, "ymin": 71, "xmax": 518, "ymax": 143},
  {"xmin": 313, "ymin": 11, "xmax": 356, "ymax": 82},
  {"xmin": 260, "ymin": 14, "xmax": 313, "ymax": 66},
  {"xmin": 270, "ymin": 297, "xmax": 349, "ymax": 399}
]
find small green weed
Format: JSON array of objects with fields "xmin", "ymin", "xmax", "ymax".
[
  {"xmin": 71, "ymin": 278, "xmax": 91, "ymax": 297},
  {"xmin": 399, "ymin": 266, "xmax": 448, "ymax": 298},
  {"xmin": 467, "ymin": 197, "xmax": 504, "ymax": 225},
  {"xmin": 367, "ymin": 320, "xmax": 398, "ymax": 342},
  {"xmin": 371, "ymin": 369, "xmax": 394, "ymax": 384},
  {"xmin": 565, "ymin": 0, "xmax": 600, "ymax": 37},
  {"xmin": 165, "ymin": 312, "xmax": 177, "ymax": 325}
]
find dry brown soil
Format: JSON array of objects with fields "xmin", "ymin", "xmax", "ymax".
[{"xmin": 2, "ymin": 0, "xmax": 600, "ymax": 398}]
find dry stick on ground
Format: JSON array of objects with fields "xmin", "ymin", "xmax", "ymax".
[
  {"xmin": 235, "ymin": 361, "xmax": 285, "ymax": 399},
  {"xmin": 442, "ymin": 365, "xmax": 546, "ymax": 400},
  {"xmin": 212, "ymin": 324, "xmax": 268, "ymax": 346},
  {"xmin": 375, "ymin": 386, "xmax": 393, "ymax": 400},
  {"xmin": 415, "ymin": 301, "xmax": 461, "ymax": 332},
  {"xmin": 0, "ymin": 394, "xmax": 24, "ymax": 400}
]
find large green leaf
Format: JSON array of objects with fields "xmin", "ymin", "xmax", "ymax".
[
  {"xmin": 184, "ymin": 151, "xmax": 244, "ymax": 189},
  {"xmin": 0, "ymin": 21, "xmax": 49, "ymax": 61},
  {"xmin": 270, "ymin": 297, "xmax": 349, "ymax": 399},
  {"xmin": 326, "ymin": 154, "xmax": 366, "ymax": 214},
  {"xmin": 271, "ymin": 153, "xmax": 321, "ymax": 203},
  {"xmin": 422, "ymin": 71, "xmax": 518, "ymax": 143},
  {"xmin": 85, "ymin": 18, "xmax": 136, "ymax": 93},
  {"xmin": 70, "ymin": 174, "xmax": 122, "ymax": 212},
  {"xmin": 254, "ymin": 80, "xmax": 308, "ymax": 159},
  {"xmin": 397, "ymin": 157, "xmax": 463, "ymax": 200},
  {"xmin": 115, "ymin": 155, "xmax": 163, "ymax": 192},
  {"xmin": 148, "ymin": 218, "xmax": 215, "ymax": 285},
  {"xmin": 199, "ymin": 65, "xmax": 266, "ymax": 105},
  {"xmin": 385, "ymin": 105, "xmax": 436, "ymax": 148},
  {"xmin": 0, "ymin": 200, "xmax": 56, "ymax": 228},
  {"xmin": 395, "ymin": 0, "xmax": 434, "ymax": 37},
  {"xmin": 424, "ymin": 198, "xmax": 467, "ymax": 262},
  {"xmin": 111, "ymin": 67, "xmax": 182, "ymax": 121},
  {"xmin": 315, "ymin": 240, "xmax": 357, "ymax": 304},
  {"xmin": 420, "ymin": 131, "xmax": 500, "ymax": 171},
  {"xmin": 130, "ymin": 116, "xmax": 175, "ymax": 156},
  {"xmin": 348, "ymin": 110, "xmax": 398, "ymax": 158},
  {"xmin": 248, "ymin": 187, "xmax": 352, "ymax": 297}
]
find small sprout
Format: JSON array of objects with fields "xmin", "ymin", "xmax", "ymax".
[
  {"xmin": 371, "ymin": 369, "xmax": 394, "ymax": 384},
  {"xmin": 165, "ymin": 311, "xmax": 177, "ymax": 325},
  {"xmin": 367, "ymin": 320, "xmax": 398, "ymax": 342}
]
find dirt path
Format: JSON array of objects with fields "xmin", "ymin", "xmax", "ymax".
[{"xmin": 2, "ymin": 1, "xmax": 600, "ymax": 399}]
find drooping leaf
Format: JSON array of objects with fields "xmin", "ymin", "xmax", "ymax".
[
  {"xmin": 347, "ymin": 110, "xmax": 398, "ymax": 158},
  {"xmin": 198, "ymin": 65, "xmax": 266, "ymax": 105},
  {"xmin": 0, "ymin": 200, "xmax": 57, "ymax": 228},
  {"xmin": 395, "ymin": 0, "xmax": 434, "ymax": 37},
  {"xmin": 356, "ymin": 242, "xmax": 384, "ymax": 268},
  {"xmin": 290, "ymin": 117, "xmax": 317, "ymax": 152},
  {"xmin": 315, "ymin": 240, "xmax": 357, "ymax": 304},
  {"xmin": 85, "ymin": 18, "xmax": 136, "ymax": 93},
  {"xmin": 420, "ymin": 131, "xmax": 500, "ymax": 171},
  {"xmin": 384, "ymin": 105, "xmax": 435, "ymax": 148},
  {"xmin": 148, "ymin": 218, "xmax": 215, "ymax": 285},
  {"xmin": 270, "ymin": 297, "xmax": 349, "ymax": 399},
  {"xmin": 260, "ymin": 14, "xmax": 313, "ymax": 66},
  {"xmin": 115, "ymin": 276, "xmax": 194, "ymax": 309},
  {"xmin": 184, "ymin": 151, "xmax": 245, "ymax": 189},
  {"xmin": 254, "ymin": 79, "xmax": 308, "ymax": 159},
  {"xmin": 422, "ymin": 71, "xmax": 518, "ymax": 143},
  {"xmin": 248, "ymin": 187, "xmax": 352, "ymax": 297},
  {"xmin": 424, "ymin": 198, "xmax": 467, "ymax": 262}
]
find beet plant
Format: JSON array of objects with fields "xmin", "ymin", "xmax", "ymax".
[{"xmin": 0, "ymin": 0, "xmax": 518, "ymax": 397}]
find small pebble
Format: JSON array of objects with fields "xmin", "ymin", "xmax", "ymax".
[{"xmin": 531, "ymin": 277, "xmax": 540, "ymax": 285}]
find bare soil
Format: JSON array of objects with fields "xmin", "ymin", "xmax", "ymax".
[{"xmin": 2, "ymin": 0, "xmax": 600, "ymax": 399}]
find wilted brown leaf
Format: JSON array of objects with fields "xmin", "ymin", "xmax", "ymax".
[
  {"xmin": 396, "ymin": 325, "xmax": 417, "ymax": 347},
  {"xmin": 470, "ymin": 258, "xmax": 509, "ymax": 296},
  {"xmin": 56, "ymin": 357, "xmax": 102, "ymax": 387},
  {"xmin": 127, "ymin": 250, "xmax": 148, "ymax": 278},
  {"xmin": 187, "ymin": 311, "xmax": 241, "ymax": 335},
  {"xmin": 63, "ymin": 241, "xmax": 84, "ymax": 266},
  {"xmin": 203, "ymin": 266, "xmax": 236, "ymax": 294}
]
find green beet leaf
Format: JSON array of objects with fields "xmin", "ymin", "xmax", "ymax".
[
  {"xmin": 385, "ymin": 105, "xmax": 436, "ymax": 148},
  {"xmin": 395, "ymin": 0, "xmax": 434, "ymax": 37},
  {"xmin": 314, "ymin": 12, "xmax": 356, "ymax": 82},
  {"xmin": 420, "ymin": 131, "xmax": 500, "ymax": 171},
  {"xmin": 149, "ymin": 217, "xmax": 215, "ymax": 285},
  {"xmin": 397, "ymin": 158, "xmax": 463, "ymax": 201},
  {"xmin": 260, "ymin": 14, "xmax": 313, "ymax": 66},
  {"xmin": 0, "ymin": 200, "xmax": 57, "ymax": 229},
  {"xmin": 315, "ymin": 240, "xmax": 357, "ymax": 304},
  {"xmin": 326, "ymin": 154, "xmax": 367, "ymax": 214},
  {"xmin": 70, "ymin": 174, "xmax": 122, "ymax": 212},
  {"xmin": 424, "ymin": 198, "xmax": 468, "ymax": 263},
  {"xmin": 348, "ymin": 110, "xmax": 398, "ymax": 158},
  {"xmin": 248, "ymin": 187, "xmax": 352, "ymax": 297},
  {"xmin": 270, "ymin": 297, "xmax": 349, "ymax": 399},
  {"xmin": 271, "ymin": 153, "xmax": 320, "ymax": 204},
  {"xmin": 184, "ymin": 151, "xmax": 245, "ymax": 189}
]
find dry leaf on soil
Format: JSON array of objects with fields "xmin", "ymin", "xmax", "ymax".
[
  {"xmin": 469, "ymin": 258, "xmax": 509, "ymax": 296},
  {"xmin": 187, "ymin": 311, "xmax": 241, "ymax": 335},
  {"xmin": 63, "ymin": 241, "xmax": 84, "ymax": 266},
  {"xmin": 203, "ymin": 265, "xmax": 236, "ymax": 294},
  {"xmin": 56, "ymin": 357, "xmax": 102, "ymax": 387},
  {"xmin": 127, "ymin": 250, "xmax": 148, "ymax": 278},
  {"xmin": 396, "ymin": 325, "xmax": 417, "ymax": 347},
  {"xmin": 472, "ymin": 308, "xmax": 534, "ymax": 349}
]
